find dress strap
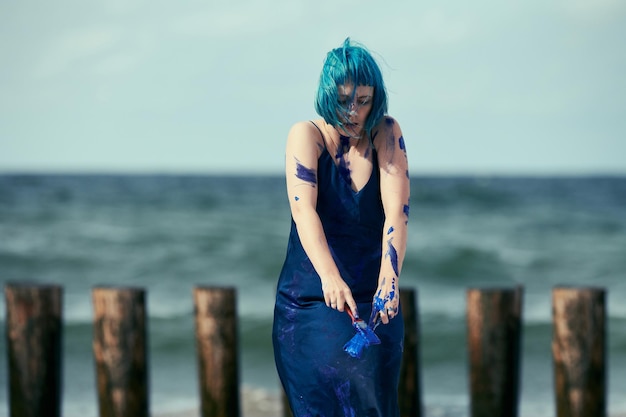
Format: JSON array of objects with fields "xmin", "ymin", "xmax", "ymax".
[{"xmin": 309, "ymin": 121, "xmax": 326, "ymax": 149}]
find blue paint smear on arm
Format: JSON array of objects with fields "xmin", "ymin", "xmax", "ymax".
[
  {"xmin": 385, "ymin": 238, "xmax": 399, "ymax": 277},
  {"xmin": 403, "ymin": 204, "xmax": 410, "ymax": 223},
  {"xmin": 294, "ymin": 196, "xmax": 300, "ymax": 201},
  {"xmin": 387, "ymin": 226, "xmax": 394, "ymax": 235},
  {"xmin": 295, "ymin": 159, "xmax": 317, "ymax": 186}
]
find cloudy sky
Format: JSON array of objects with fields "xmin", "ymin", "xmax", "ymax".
[{"xmin": 1, "ymin": 0, "xmax": 625, "ymax": 175}]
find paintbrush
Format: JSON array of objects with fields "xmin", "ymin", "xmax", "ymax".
[{"xmin": 343, "ymin": 306, "xmax": 380, "ymax": 358}]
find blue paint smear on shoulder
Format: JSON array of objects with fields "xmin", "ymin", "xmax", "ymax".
[
  {"xmin": 399, "ymin": 136, "xmax": 406, "ymax": 151},
  {"xmin": 295, "ymin": 159, "xmax": 317, "ymax": 185}
]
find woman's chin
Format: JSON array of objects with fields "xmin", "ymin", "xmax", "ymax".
[{"xmin": 343, "ymin": 123, "xmax": 363, "ymax": 138}]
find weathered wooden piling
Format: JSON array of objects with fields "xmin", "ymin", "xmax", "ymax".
[
  {"xmin": 92, "ymin": 286, "xmax": 149, "ymax": 417},
  {"xmin": 282, "ymin": 389, "xmax": 294, "ymax": 417},
  {"xmin": 194, "ymin": 286, "xmax": 240, "ymax": 417},
  {"xmin": 552, "ymin": 286, "xmax": 606, "ymax": 417},
  {"xmin": 399, "ymin": 287, "xmax": 423, "ymax": 417},
  {"xmin": 5, "ymin": 283, "xmax": 63, "ymax": 417},
  {"xmin": 466, "ymin": 286, "xmax": 523, "ymax": 417}
]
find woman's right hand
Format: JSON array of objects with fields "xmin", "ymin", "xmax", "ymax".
[{"xmin": 321, "ymin": 275, "xmax": 358, "ymax": 316}]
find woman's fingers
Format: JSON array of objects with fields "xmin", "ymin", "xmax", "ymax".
[
  {"xmin": 379, "ymin": 309, "xmax": 390, "ymax": 324},
  {"xmin": 343, "ymin": 295, "xmax": 358, "ymax": 317},
  {"xmin": 323, "ymin": 283, "xmax": 356, "ymax": 315}
]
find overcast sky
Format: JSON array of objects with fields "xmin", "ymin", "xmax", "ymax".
[{"xmin": 1, "ymin": 0, "xmax": 625, "ymax": 175}]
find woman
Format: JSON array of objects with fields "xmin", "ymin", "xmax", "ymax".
[{"xmin": 273, "ymin": 38, "xmax": 410, "ymax": 417}]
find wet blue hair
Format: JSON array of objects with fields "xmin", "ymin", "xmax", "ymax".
[{"xmin": 314, "ymin": 38, "xmax": 388, "ymax": 136}]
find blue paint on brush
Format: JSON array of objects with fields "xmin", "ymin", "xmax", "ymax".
[
  {"xmin": 343, "ymin": 333, "xmax": 369, "ymax": 359},
  {"xmin": 385, "ymin": 238, "xmax": 399, "ymax": 277},
  {"xmin": 295, "ymin": 159, "xmax": 317, "ymax": 185},
  {"xmin": 343, "ymin": 307, "xmax": 380, "ymax": 359}
]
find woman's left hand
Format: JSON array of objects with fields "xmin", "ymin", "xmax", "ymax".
[{"xmin": 370, "ymin": 279, "xmax": 399, "ymax": 325}]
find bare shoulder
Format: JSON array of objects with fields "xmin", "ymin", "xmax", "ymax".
[
  {"xmin": 372, "ymin": 116, "xmax": 404, "ymax": 150},
  {"xmin": 286, "ymin": 119, "xmax": 326, "ymax": 158}
]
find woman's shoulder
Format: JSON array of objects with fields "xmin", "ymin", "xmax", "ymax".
[
  {"xmin": 374, "ymin": 115, "xmax": 401, "ymax": 131},
  {"xmin": 289, "ymin": 118, "xmax": 325, "ymax": 133},
  {"xmin": 286, "ymin": 119, "xmax": 326, "ymax": 154},
  {"xmin": 371, "ymin": 115, "xmax": 402, "ymax": 144}
]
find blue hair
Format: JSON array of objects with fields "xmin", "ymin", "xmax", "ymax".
[{"xmin": 314, "ymin": 38, "xmax": 388, "ymax": 136}]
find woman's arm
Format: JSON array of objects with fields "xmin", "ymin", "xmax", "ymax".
[
  {"xmin": 285, "ymin": 121, "xmax": 358, "ymax": 315},
  {"xmin": 373, "ymin": 117, "xmax": 410, "ymax": 324}
]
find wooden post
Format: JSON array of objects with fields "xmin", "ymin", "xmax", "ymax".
[
  {"xmin": 552, "ymin": 286, "xmax": 606, "ymax": 417},
  {"xmin": 4, "ymin": 283, "xmax": 63, "ymax": 417},
  {"xmin": 466, "ymin": 286, "xmax": 523, "ymax": 417},
  {"xmin": 399, "ymin": 287, "xmax": 422, "ymax": 417},
  {"xmin": 282, "ymin": 388, "xmax": 294, "ymax": 417},
  {"xmin": 92, "ymin": 286, "xmax": 149, "ymax": 417},
  {"xmin": 194, "ymin": 286, "xmax": 240, "ymax": 417}
]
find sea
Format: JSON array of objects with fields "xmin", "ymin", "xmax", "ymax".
[{"xmin": 0, "ymin": 173, "xmax": 625, "ymax": 417}]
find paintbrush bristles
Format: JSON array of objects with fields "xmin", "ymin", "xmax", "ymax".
[{"xmin": 343, "ymin": 333, "xmax": 369, "ymax": 358}]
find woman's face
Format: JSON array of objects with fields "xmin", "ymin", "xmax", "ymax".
[{"xmin": 338, "ymin": 84, "xmax": 374, "ymax": 138}]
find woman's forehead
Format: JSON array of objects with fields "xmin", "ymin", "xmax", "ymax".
[{"xmin": 338, "ymin": 84, "xmax": 374, "ymax": 97}]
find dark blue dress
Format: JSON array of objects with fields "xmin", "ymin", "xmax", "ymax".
[{"xmin": 273, "ymin": 133, "xmax": 404, "ymax": 417}]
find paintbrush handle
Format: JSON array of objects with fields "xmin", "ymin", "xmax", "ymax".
[{"xmin": 345, "ymin": 305, "xmax": 357, "ymax": 323}]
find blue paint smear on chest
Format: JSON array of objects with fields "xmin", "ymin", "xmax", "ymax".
[
  {"xmin": 295, "ymin": 160, "xmax": 317, "ymax": 185},
  {"xmin": 335, "ymin": 136, "xmax": 352, "ymax": 185}
]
